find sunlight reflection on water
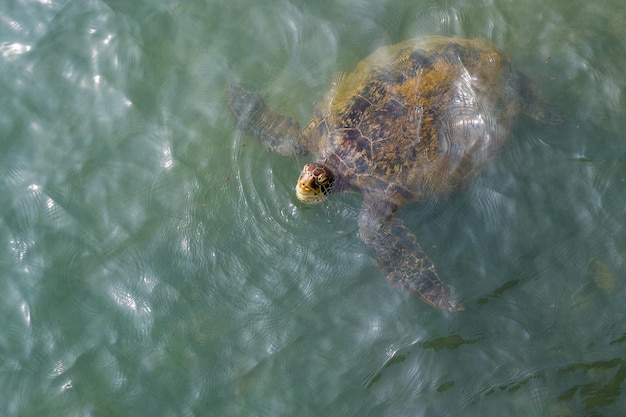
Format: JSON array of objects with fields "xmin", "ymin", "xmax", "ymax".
[{"xmin": 0, "ymin": 0, "xmax": 625, "ymax": 416}]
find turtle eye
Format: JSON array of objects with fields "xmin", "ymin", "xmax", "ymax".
[{"xmin": 319, "ymin": 176, "xmax": 334, "ymax": 194}]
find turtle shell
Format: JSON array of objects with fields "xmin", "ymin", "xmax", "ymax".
[{"xmin": 311, "ymin": 37, "xmax": 526, "ymax": 204}]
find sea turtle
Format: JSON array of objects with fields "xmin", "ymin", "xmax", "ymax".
[{"xmin": 226, "ymin": 36, "xmax": 559, "ymax": 312}]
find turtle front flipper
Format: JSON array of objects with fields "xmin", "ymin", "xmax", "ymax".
[
  {"xmin": 225, "ymin": 85, "xmax": 310, "ymax": 157},
  {"xmin": 358, "ymin": 198, "xmax": 464, "ymax": 312}
]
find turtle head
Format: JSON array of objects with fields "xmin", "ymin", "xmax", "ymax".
[{"xmin": 295, "ymin": 163, "xmax": 335, "ymax": 204}]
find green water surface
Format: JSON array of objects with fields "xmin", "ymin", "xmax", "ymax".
[{"xmin": 1, "ymin": 0, "xmax": 625, "ymax": 416}]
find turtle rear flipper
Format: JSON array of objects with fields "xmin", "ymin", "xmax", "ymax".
[
  {"xmin": 358, "ymin": 198, "xmax": 464, "ymax": 312},
  {"xmin": 225, "ymin": 85, "xmax": 310, "ymax": 156},
  {"xmin": 515, "ymin": 72, "xmax": 563, "ymax": 125}
]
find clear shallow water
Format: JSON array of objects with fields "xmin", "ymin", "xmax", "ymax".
[{"xmin": 1, "ymin": 0, "xmax": 625, "ymax": 416}]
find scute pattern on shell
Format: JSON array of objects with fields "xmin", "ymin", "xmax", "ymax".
[{"xmin": 312, "ymin": 37, "xmax": 519, "ymax": 205}]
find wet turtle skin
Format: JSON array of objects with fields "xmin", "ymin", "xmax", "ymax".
[{"xmin": 226, "ymin": 37, "xmax": 559, "ymax": 311}]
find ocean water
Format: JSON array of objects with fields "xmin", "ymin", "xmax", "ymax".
[{"xmin": 1, "ymin": 0, "xmax": 625, "ymax": 416}]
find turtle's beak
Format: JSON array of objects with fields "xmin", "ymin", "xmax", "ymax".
[{"xmin": 295, "ymin": 177, "xmax": 324, "ymax": 204}]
